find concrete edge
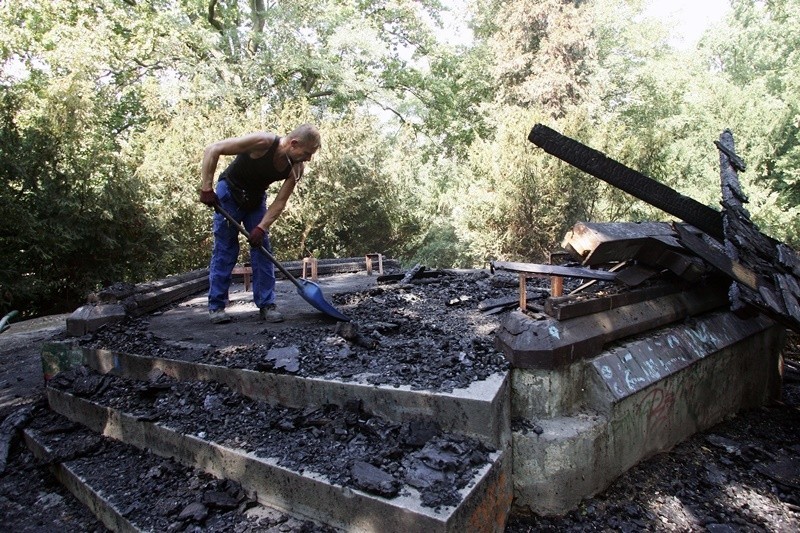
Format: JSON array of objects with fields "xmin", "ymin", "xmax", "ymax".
[
  {"xmin": 46, "ymin": 387, "xmax": 508, "ymax": 533},
  {"xmin": 585, "ymin": 311, "xmax": 780, "ymax": 412}
]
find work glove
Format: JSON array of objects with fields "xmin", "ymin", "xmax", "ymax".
[
  {"xmin": 199, "ymin": 189, "xmax": 219, "ymax": 207},
  {"xmin": 248, "ymin": 226, "xmax": 266, "ymax": 248}
]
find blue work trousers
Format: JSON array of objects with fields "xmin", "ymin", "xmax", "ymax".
[{"xmin": 208, "ymin": 179, "xmax": 275, "ymax": 311}]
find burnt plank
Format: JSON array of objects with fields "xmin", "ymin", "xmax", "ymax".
[
  {"xmin": 615, "ymin": 264, "xmax": 662, "ymax": 287},
  {"xmin": 479, "ymin": 291, "xmax": 549, "ymax": 312},
  {"xmin": 638, "ymin": 248, "xmax": 707, "ymax": 282},
  {"xmin": 544, "ymin": 282, "xmax": 685, "ymax": 320},
  {"xmin": 491, "ymin": 261, "xmax": 617, "ymax": 281},
  {"xmin": 673, "ymin": 223, "xmax": 759, "ymax": 291},
  {"xmin": 528, "ymin": 124, "xmax": 724, "ymax": 241},
  {"xmin": 478, "ymin": 296, "xmax": 519, "ymax": 311},
  {"xmin": 777, "ymin": 244, "xmax": 800, "ymax": 277},
  {"xmin": 775, "ymin": 274, "xmax": 800, "ymax": 321},
  {"xmin": 496, "ymin": 282, "xmax": 730, "ymax": 369},
  {"xmin": 400, "ymin": 263, "xmax": 425, "ymax": 284},
  {"xmin": 562, "ymin": 221, "xmax": 681, "ymax": 264}
]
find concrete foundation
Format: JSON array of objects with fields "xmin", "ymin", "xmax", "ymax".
[
  {"xmin": 38, "ymin": 272, "xmax": 789, "ymax": 527},
  {"xmin": 509, "ymin": 310, "xmax": 784, "ymax": 516}
]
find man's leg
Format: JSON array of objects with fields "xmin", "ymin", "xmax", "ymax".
[
  {"xmin": 208, "ymin": 181, "xmax": 242, "ymax": 313},
  {"xmin": 242, "ymin": 199, "xmax": 275, "ymax": 309}
]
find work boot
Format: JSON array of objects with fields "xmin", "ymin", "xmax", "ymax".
[
  {"xmin": 209, "ymin": 309, "xmax": 231, "ymax": 324},
  {"xmin": 259, "ymin": 304, "xmax": 284, "ymax": 323}
]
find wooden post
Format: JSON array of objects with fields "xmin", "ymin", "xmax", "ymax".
[
  {"xmin": 302, "ymin": 257, "xmax": 318, "ymax": 281},
  {"xmin": 551, "ymin": 275, "xmax": 563, "ymax": 297},
  {"xmin": 232, "ymin": 265, "xmax": 252, "ymax": 291},
  {"xmin": 365, "ymin": 253, "xmax": 384, "ymax": 275},
  {"xmin": 519, "ymin": 274, "xmax": 527, "ymax": 311}
]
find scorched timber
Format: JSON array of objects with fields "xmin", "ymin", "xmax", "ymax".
[
  {"xmin": 528, "ymin": 124, "xmax": 725, "ymax": 241},
  {"xmin": 491, "ymin": 261, "xmax": 617, "ymax": 281}
]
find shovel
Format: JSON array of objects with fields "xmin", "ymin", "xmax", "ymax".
[{"xmin": 214, "ymin": 204, "xmax": 350, "ymax": 322}]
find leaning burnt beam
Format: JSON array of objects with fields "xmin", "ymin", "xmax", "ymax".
[
  {"xmin": 528, "ymin": 124, "xmax": 725, "ymax": 241},
  {"xmin": 714, "ymin": 130, "xmax": 800, "ymax": 332}
]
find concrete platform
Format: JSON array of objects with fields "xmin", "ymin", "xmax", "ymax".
[
  {"xmin": 510, "ymin": 310, "xmax": 784, "ymax": 515},
  {"xmin": 147, "ymin": 273, "xmax": 379, "ymax": 343}
]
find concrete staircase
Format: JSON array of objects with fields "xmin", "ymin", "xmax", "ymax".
[{"xmin": 34, "ymin": 342, "xmax": 512, "ymax": 532}]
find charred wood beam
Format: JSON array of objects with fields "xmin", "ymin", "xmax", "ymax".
[
  {"xmin": 716, "ymin": 130, "xmax": 800, "ymax": 331},
  {"xmin": 673, "ymin": 223, "xmax": 759, "ymax": 291},
  {"xmin": 496, "ymin": 282, "xmax": 730, "ymax": 369},
  {"xmin": 492, "ymin": 261, "xmax": 617, "ymax": 281},
  {"xmin": 544, "ymin": 282, "xmax": 686, "ymax": 321},
  {"xmin": 528, "ymin": 124, "xmax": 725, "ymax": 241},
  {"xmin": 400, "ymin": 264, "xmax": 426, "ymax": 284}
]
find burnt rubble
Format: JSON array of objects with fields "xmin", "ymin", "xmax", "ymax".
[
  {"xmin": 78, "ymin": 270, "xmax": 521, "ymax": 393},
  {"xmin": 48, "ymin": 365, "xmax": 494, "ymax": 510},
  {"xmin": 25, "ymin": 407, "xmax": 328, "ymax": 532}
]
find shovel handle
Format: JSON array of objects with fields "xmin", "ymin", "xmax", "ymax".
[{"xmin": 212, "ymin": 204, "xmax": 304, "ymax": 291}]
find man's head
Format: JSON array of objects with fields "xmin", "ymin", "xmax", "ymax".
[{"xmin": 286, "ymin": 124, "xmax": 321, "ymax": 163}]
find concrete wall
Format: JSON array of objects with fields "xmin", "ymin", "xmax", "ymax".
[{"xmin": 511, "ymin": 311, "xmax": 784, "ymax": 516}]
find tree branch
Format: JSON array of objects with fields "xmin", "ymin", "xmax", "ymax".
[{"xmin": 207, "ymin": 0, "xmax": 223, "ymax": 32}]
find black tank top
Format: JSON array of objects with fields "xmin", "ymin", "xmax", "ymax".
[{"xmin": 219, "ymin": 136, "xmax": 292, "ymax": 196}]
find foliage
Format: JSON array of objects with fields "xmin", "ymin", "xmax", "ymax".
[{"xmin": 3, "ymin": 0, "xmax": 800, "ymax": 318}]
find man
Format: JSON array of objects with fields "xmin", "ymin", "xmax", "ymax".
[{"xmin": 198, "ymin": 124, "xmax": 321, "ymax": 324}]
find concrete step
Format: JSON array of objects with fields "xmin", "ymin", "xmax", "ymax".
[
  {"xmin": 23, "ymin": 407, "xmax": 326, "ymax": 532},
  {"xmin": 43, "ymin": 343, "xmax": 510, "ymax": 449},
  {"xmin": 44, "ymin": 367, "xmax": 512, "ymax": 532}
]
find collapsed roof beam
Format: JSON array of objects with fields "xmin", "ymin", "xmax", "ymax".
[{"xmin": 528, "ymin": 124, "xmax": 725, "ymax": 241}]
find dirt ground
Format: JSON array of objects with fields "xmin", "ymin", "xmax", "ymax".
[{"xmin": 1, "ymin": 275, "xmax": 799, "ymax": 531}]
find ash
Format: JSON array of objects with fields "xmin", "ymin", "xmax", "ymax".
[
  {"xmin": 81, "ymin": 270, "xmax": 538, "ymax": 392},
  {"xmin": 48, "ymin": 365, "xmax": 494, "ymax": 510}
]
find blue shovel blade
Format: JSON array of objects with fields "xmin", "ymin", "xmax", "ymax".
[{"xmin": 296, "ymin": 279, "xmax": 351, "ymax": 322}]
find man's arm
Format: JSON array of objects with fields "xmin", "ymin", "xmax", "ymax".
[
  {"xmin": 257, "ymin": 172, "xmax": 299, "ymax": 231},
  {"xmin": 200, "ymin": 132, "xmax": 276, "ymax": 191}
]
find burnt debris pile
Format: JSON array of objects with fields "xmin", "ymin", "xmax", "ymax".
[
  {"xmin": 520, "ymin": 125, "xmax": 800, "ymax": 335},
  {"xmin": 82, "ymin": 270, "xmax": 513, "ymax": 393},
  {"xmin": 23, "ymin": 265, "xmax": 518, "ymax": 530},
  {"xmin": 47, "ymin": 365, "xmax": 493, "ymax": 510}
]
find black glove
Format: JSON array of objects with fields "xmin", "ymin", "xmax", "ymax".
[
  {"xmin": 199, "ymin": 189, "xmax": 218, "ymax": 206},
  {"xmin": 249, "ymin": 226, "xmax": 266, "ymax": 248}
]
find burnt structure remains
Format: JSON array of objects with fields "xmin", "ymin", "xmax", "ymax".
[{"xmin": 3, "ymin": 125, "xmax": 795, "ymax": 530}]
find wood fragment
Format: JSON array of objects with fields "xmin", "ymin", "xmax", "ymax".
[
  {"xmin": 399, "ymin": 264, "xmax": 426, "ymax": 284},
  {"xmin": 568, "ymin": 261, "xmax": 629, "ymax": 295},
  {"xmin": 777, "ymin": 244, "xmax": 800, "ymax": 278},
  {"xmin": 336, "ymin": 322, "xmax": 377, "ymax": 349},
  {"xmin": 491, "ymin": 261, "xmax": 617, "ymax": 281},
  {"xmin": 615, "ymin": 264, "xmax": 661, "ymax": 287},
  {"xmin": 478, "ymin": 292, "xmax": 548, "ymax": 312},
  {"xmin": 544, "ymin": 283, "xmax": 685, "ymax": 320},
  {"xmin": 0, "ymin": 405, "xmax": 33, "ymax": 474}
]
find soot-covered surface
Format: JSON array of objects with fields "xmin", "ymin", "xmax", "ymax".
[
  {"xmin": 25, "ymin": 408, "xmax": 328, "ymax": 532},
  {"xmin": 77, "ymin": 270, "xmax": 556, "ymax": 392},
  {"xmin": 48, "ymin": 365, "xmax": 495, "ymax": 511}
]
